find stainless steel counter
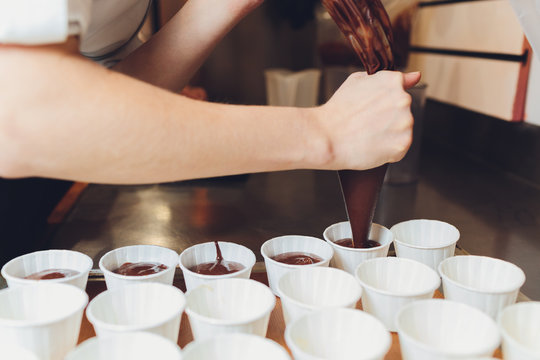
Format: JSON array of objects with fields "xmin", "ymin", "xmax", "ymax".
[{"xmin": 47, "ymin": 143, "xmax": 540, "ymax": 299}]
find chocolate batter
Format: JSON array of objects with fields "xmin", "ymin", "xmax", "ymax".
[
  {"xmin": 334, "ymin": 238, "xmax": 381, "ymax": 249},
  {"xmin": 322, "ymin": 0, "xmax": 395, "ymax": 248},
  {"xmin": 25, "ymin": 269, "xmax": 80, "ymax": 280},
  {"xmin": 271, "ymin": 252, "xmax": 323, "ymax": 265},
  {"xmin": 189, "ymin": 241, "xmax": 245, "ymax": 275},
  {"xmin": 113, "ymin": 262, "xmax": 168, "ymax": 276}
]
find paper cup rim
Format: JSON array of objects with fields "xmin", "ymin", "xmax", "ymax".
[
  {"xmin": 277, "ymin": 267, "xmax": 361, "ymax": 310},
  {"xmin": 185, "ymin": 278, "xmax": 275, "ymax": 326},
  {"xmin": 1, "ymin": 249, "xmax": 93, "ymax": 285},
  {"xmin": 285, "ymin": 308, "xmax": 391, "ymax": 359},
  {"xmin": 182, "ymin": 333, "xmax": 291, "ymax": 359},
  {"xmin": 260, "ymin": 235, "xmax": 334, "ymax": 269},
  {"xmin": 391, "ymin": 219, "xmax": 460, "ymax": 249},
  {"xmin": 178, "ymin": 241, "xmax": 256, "ymax": 280},
  {"xmin": 438, "ymin": 255, "xmax": 526, "ymax": 295},
  {"xmin": 66, "ymin": 332, "xmax": 182, "ymax": 359},
  {"xmin": 323, "ymin": 222, "xmax": 393, "ymax": 252},
  {"xmin": 355, "ymin": 257, "xmax": 440, "ymax": 297},
  {"xmin": 498, "ymin": 301, "xmax": 540, "ymax": 356},
  {"xmin": 86, "ymin": 283, "xmax": 186, "ymax": 332},
  {"xmin": 99, "ymin": 245, "xmax": 178, "ymax": 281},
  {"xmin": 396, "ymin": 299, "xmax": 500, "ymax": 356},
  {"xmin": 0, "ymin": 283, "xmax": 88, "ymax": 327}
]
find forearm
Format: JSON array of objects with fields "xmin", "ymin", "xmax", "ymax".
[
  {"xmin": 113, "ymin": 0, "xmax": 262, "ymax": 91},
  {"xmin": 0, "ymin": 45, "xmax": 325, "ymax": 184}
]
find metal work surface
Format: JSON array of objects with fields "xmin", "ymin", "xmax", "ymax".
[{"xmin": 49, "ymin": 144, "xmax": 540, "ymax": 299}]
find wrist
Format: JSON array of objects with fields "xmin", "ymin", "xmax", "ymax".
[{"xmin": 298, "ymin": 106, "xmax": 335, "ymax": 170}]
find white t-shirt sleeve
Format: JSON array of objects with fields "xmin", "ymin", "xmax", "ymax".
[{"xmin": 0, "ymin": 0, "xmax": 91, "ymax": 45}]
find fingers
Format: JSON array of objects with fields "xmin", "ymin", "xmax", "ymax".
[{"xmin": 403, "ymin": 71, "xmax": 421, "ymax": 89}]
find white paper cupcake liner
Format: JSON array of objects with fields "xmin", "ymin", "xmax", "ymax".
[
  {"xmin": 1, "ymin": 249, "xmax": 93, "ymax": 290},
  {"xmin": 86, "ymin": 282, "xmax": 185, "ymax": 343},
  {"xmin": 99, "ymin": 245, "xmax": 178, "ymax": 290},
  {"xmin": 0, "ymin": 343, "xmax": 39, "ymax": 360},
  {"xmin": 260, "ymin": 235, "xmax": 333, "ymax": 295},
  {"xmin": 355, "ymin": 257, "xmax": 440, "ymax": 332},
  {"xmin": 185, "ymin": 278, "xmax": 275, "ymax": 341},
  {"xmin": 285, "ymin": 307, "xmax": 391, "ymax": 360},
  {"xmin": 0, "ymin": 283, "xmax": 88, "ymax": 360},
  {"xmin": 396, "ymin": 299, "xmax": 500, "ymax": 360},
  {"xmin": 439, "ymin": 255, "xmax": 525, "ymax": 319},
  {"xmin": 391, "ymin": 219, "xmax": 460, "ymax": 271},
  {"xmin": 277, "ymin": 267, "xmax": 361, "ymax": 325},
  {"xmin": 323, "ymin": 222, "xmax": 393, "ymax": 274},
  {"xmin": 179, "ymin": 241, "xmax": 256, "ymax": 292},
  {"xmin": 65, "ymin": 333, "xmax": 182, "ymax": 360},
  {"xmin": 499, "ymin": 301, "xmax": 540, "ymax": 360},
  {"xmin": 182, "ymin": 333, "xmax": 291, "ymax": 360}
]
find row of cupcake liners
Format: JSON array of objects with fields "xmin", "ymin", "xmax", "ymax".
[{"xmin": 0, "ymin": 219, "xmax": 537, "ymax": 359}]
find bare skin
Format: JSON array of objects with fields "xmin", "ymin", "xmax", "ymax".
[{"xmin": 0, "ymin": 0, "xmax": 420, "ymax": 184}]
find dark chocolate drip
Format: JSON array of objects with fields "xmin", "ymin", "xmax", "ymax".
[
  {"xmin": 214, "ymin": 241, "xmax": 223, "ymax": 263},
  {"xmin": 322, "ymin": 0, "xmax": 395, "ymax": 248}
]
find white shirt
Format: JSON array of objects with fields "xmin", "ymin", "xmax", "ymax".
[{"xmin": 0, "ymin": 0, "xmax": 151, "ymax": 64}]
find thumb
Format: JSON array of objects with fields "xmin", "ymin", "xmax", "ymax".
[{"xmin": 403, "ymin": 71, "xmax": 421, "ymax": 89}]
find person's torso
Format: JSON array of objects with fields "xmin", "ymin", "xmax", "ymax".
[{"xmin": 80, "ymin": 0, "xmax": 151, "ymax": 65}]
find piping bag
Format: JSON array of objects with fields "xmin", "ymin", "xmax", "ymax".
[
  {"xmin": 321, "ymin": 0, "xmax": 395, "ymax": 247},
  {"xmin": 508, "ymin": 0, "xmax": 540, "ymax": 58}
]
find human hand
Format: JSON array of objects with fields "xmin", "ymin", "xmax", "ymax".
[{"xmin": 312, "ymin": 71, "xmax": 421, "ymax": 170}]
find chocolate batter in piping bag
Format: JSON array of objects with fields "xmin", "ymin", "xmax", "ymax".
[{"xmin": 322, "ymin": 0, "xmax": 395, "ymax": 248}]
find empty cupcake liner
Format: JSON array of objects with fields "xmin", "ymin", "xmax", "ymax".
[
  {"xmin": 1, "ymin": 249, "xmax": 93, "ymax": 290},
  {"xmin": 86, "ymin": 282, "xmax": 185, "ymax": 343},
  {"xmin": 179, "ymin": 241, "xmax": 256, "ymax": 292},
  {"xmin": 65, "ymin": 332, "xmax": 182, "ymax": 360},
  {"xmin": 323, "ymin": 222, "xmax": 393, "ymax": 274},
  {"xmin": 391, "ymin": 219, "xmax": 460, "ymax": 271},
  {"xmin": 277, "ymin": 267, "xmax": 361, "ymax": 325},
  {"xmin": 182, "ymin": 333, "xmax": 291, "ymax": 360},
  {"xmin": 355, "ymin": 257, "xmax": 440, "ymax": 332},
  {"xmin": 285, "ymin": 307, "xmax": 391, "ymax": 360},
  {"xmin": 261, "ymin": 235, "xmax": 334, "ymax": 295},
  {"xmin": 439, "ymin": 255, "xmax": 525, "ymax": 319},
  {"xmin": 499, "ymin": 301, "xmax": 540, "ymax": 360},
  {"xmin": 185, "ymin": 278, "xmax": 275, "ymax": 341},
  {"xmin": 99, "ymin": 245, "xmax": 178, "ymax": 290},
  {"xmin": 0, "ymin": 283, "xmax": 88, "ymax": 360},
  {"xmin": 396, "ymin": 299, "xmax": 500, "ymax": 360}
]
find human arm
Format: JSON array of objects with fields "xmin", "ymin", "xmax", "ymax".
[
  {"xmin": 0, "ymin": 42, "xmax": 419, "ymax": 184},
  {"xmin": 113, "ymin": 0, "xmax": 263, "ymax": 91}
]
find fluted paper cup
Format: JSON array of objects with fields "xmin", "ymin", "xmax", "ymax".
[
  {"xmin": 179, "ymin": 241, "xmax": 256, "ymax": 292},
  {"xmin": 499, "ymin": 301, "xmax": 540, "ymax": 360},
  {"xmin": 183, "ymin": 333, "xmax": 291, "ymax": 360},
  {"xmin": 1, "ymin": 249, "xmax": 92, "ymax": 290},
  {"xmin": 439, "ymin": 255, "xmax": 525, "ymax": 319},
  {"xmin": 65, "ymin": 333, "xmax": 182, "ymax": 360},
  {"xmin": 99, "ymin": 245, "xmax": 178, "ymax": 290},
  {"xmin": 391, "ymin": 219, "xmax": 460, "ymax": 271},
  {"xmin": 86, "ymin": 282, "xmax": 185, "ymax": 342},
  {"xmin": 277, "ymin": 267, "xmax": 361, "ymax": 325},
  {"xmin": 285, "ymin": 307, "xmax": 391, "ymax": 360},
  {"xmin": 355, "ymin": 257, "xmax": 440, "ymax": 332},
  {"xmin": 323, "ymin": 222, "xmax": 392, "ymax": 274},
  {"xmin": 185, "ymin": 278, "xmax": 275, "ymax": 341},
  {"xmin": 261, "ymin": 235, "xmax": 333, "ymax": 294},
  {"xmin": 0, "ymin": 343, "xmax": 39, "ymax": 360},
  {"xmin": 396, "ymin": 299, "xmax": 500, "ymax": 360},
  {"xmin": 0, "ymin": 283, "xmax": 88, "ymax": 360}
]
